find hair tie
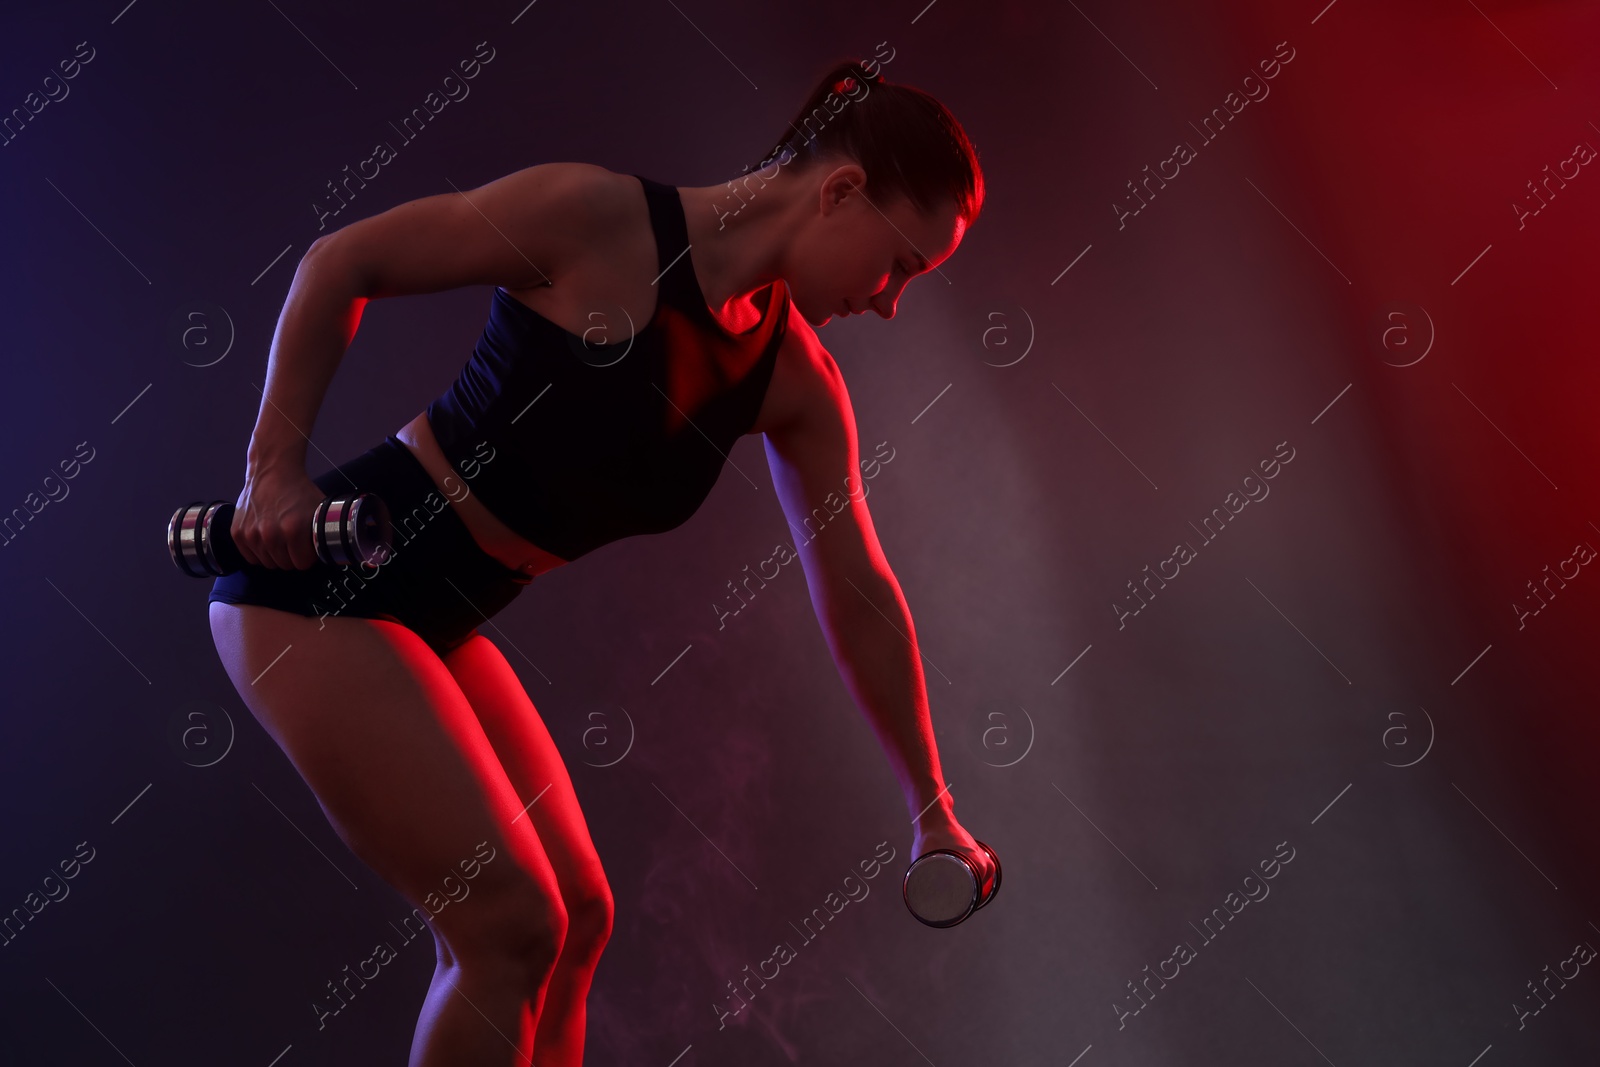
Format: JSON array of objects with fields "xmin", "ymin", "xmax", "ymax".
[{"xmin": 833, "ymin": 69, "xmax": 883, "ymax": 95}]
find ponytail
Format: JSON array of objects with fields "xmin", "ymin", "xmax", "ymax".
[{"xmin": 748, "ymin": 54, "xmax": 984, "ymax": 226}]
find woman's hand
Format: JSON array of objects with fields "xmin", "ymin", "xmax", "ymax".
[
  {"xmin": 912, "ymin": 814, "xmax": 997, "ymax": 897},
  {"xmin": 231, "ymin": 458, "xmax": 329, "ymax": 569}
]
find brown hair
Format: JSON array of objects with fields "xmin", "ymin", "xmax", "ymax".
[{"xmin": 748, "ymin": 57, "xmax": 985, "ymax": 228}]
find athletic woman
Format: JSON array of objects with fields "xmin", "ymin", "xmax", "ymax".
[{"xmin": 207, "ymin": 58, "xmax": 990, "ymax": 1065}]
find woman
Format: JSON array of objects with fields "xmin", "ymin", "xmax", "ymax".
[{"xmin": 207, "ymin": 57, "xmax": 991, "ymax": 1065}]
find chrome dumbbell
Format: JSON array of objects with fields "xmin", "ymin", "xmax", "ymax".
[
  {"xmin": 902, "ymin": 839, "xmax": 1001, "ymax": 928},
  {"xmin": 167, "ymin": 494, "xmax": 392, "ymax": 577}
]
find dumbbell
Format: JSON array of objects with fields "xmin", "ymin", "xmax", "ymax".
[
  {"xmin": 902, "ymin": 839, "xmax": 1001, "ymax": 928},
  {"xmin": 168, "ymin": 493, "xmax": 393, "ymax": 577}
]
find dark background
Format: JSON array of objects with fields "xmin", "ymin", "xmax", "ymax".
[{"xmin": 1, "ymin": 0, "xmax": 1597, "ymax": 1063}]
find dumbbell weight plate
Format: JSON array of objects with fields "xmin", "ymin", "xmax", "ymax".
[
  {"xmin": 313, "ymin": 493, "xmax": 392, "ymax": 568},
  {"xmin": 168, "ymin": 501, "xmax": 247, "ymax": 578},
  {"xmin": 902, "ymin": 838, "xmax": 1001, "ymax": 928},
  {"xmin": 973, "ymin": 839, "xmax": 1001, "ymax": 909}
]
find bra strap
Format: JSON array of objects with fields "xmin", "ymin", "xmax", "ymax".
[{"xmin": 632, "ymin": 174, "xmax": 706, "ymax": 323}]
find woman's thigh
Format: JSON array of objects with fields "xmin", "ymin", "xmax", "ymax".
[
  {"xmin": 440, "ymin": 635, "xmax": 613, "ymax": 932},
  {"xmin": 208, "ymin": 600, "xmax": 568, "ymax": 964}
]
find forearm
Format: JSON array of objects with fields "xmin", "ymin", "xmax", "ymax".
[
  {"xmin": 811, "ymin": 567, "xmax": 953, "ymax": 828},
  {"xmin": 247, "ymin": 241, "xmax": 369, "ymax": 471}
]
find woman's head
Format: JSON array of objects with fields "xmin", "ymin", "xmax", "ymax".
[{"xmin": 745, "ymin": 57, "xmax": 984, "ymax": 324}]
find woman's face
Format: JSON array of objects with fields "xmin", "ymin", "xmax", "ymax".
[{"xmin": 789, "ymin": 163, "xmax": 966, "ymax": 327}]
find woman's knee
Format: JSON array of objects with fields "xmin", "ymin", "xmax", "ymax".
[
  {"xmin": 438, "ymin": 881, "xmax": 571, "ymax": 984},
  {"xmin": 559, "ymin": 878, "xmax": 615, "ymax": 965}
]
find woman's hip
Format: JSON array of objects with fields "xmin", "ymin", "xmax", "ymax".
[{"xmin": 207, "ymin": 434, "xmax": 533, "ymax": 655}]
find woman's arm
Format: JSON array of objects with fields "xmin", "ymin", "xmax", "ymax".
[
  {"xmin": 800, "ymin": 550, "xmax": 954, "ymax": 829},
  {"xmin": 760, "ymin": 326, "xmax": 953, "ymax": 832},
  {"xmin": 246, "ymin": 248, "xmax": 368, "ymax": 473},
  {"xmin": 254, "ymin": 161, "xmax": 604, "ymax": 471},
  {"xmin": 233, "ymin": 162, "xmax": 603, "ymax": 567}
]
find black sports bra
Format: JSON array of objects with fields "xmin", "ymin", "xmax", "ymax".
[{"xmin": 424, "ymin": 173, "xmax": 792, "ymax": 563}]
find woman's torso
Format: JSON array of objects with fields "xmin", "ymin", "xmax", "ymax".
[{"xmin": 395, "ymin": 167, "xmax": 799, "ymax": 578}]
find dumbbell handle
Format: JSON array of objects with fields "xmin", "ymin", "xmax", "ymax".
[{"xmin": 168, "ymin": 493, "xmax": 392, "ymax": 577}]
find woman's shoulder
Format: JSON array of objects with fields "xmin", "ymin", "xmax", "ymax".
[
  {"xmin": 519, "ymin": 162, "xmax": 654, "ymax": 267},
  {"xmin": 536, "ymin": 161, "xmax": 636, "ymax": 211},
  {"xmin": 483, "ymin": 161, "xmax": 641, "ymax": 238},
  {"xmin": 749, "ymin": 292, "xmax": 848, "ymax": 439}
]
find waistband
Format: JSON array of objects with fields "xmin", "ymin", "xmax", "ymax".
[{"xmin": 379, "ymin": 433, "xmax": 536, "ymax": 586}]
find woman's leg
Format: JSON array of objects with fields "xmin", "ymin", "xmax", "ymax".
[
  {"xmin": 439, "ymin": 634, "xmax": 615, "ymax": 1067},
  {"xmin": 209, "ymin": 601, "xmax": 567, "ymax": 1066}
]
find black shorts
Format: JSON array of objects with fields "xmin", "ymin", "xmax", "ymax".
[{"xmin": 207, "ymin": 434, "xmax": 534, "ymax": 655}]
